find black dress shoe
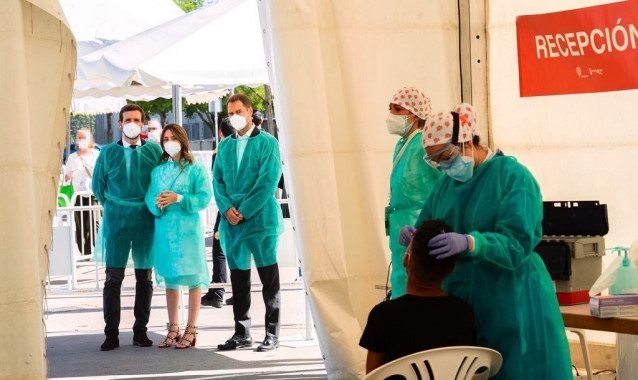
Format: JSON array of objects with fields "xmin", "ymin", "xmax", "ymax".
[
  {"xmin": 257, "ymin": 336, "xmax": 280, "ymax": 352},
  {"xmin": 100, "ymin": 335, "xmax": 119, "ymax": 351},
  {"xmin": 201, "ymin": 296, "xmax": 223, "ymax": 308},
  {"xmin": 132, "ymin": 332, "xmax": 153, "ymax": 347},
  {"xmin": 217, "ymin": 334, "xmax": 252, "ymax": 351},
  {"xmin": 225, "ymin": 296, "xmax": 233, "ymax": 305}
]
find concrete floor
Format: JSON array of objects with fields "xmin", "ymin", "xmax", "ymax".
[{"xmin": 45, "ymin": 260, "xmax": 327, "ymax": 380}]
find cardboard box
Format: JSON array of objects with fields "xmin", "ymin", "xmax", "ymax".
[{"xmin": 590, "ymin": 294, "xmax": 638, "ymax": 318}]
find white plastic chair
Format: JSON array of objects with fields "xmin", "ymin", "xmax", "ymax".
[{"xmin": 363, "ymin": 346, "xmax": 503, "ymax": 380}]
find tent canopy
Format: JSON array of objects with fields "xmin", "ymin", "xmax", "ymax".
[{"xmin": 76, "ymin": 0, "xmax": 268, "ymax": 92}]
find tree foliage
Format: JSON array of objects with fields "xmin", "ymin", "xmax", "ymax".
[
  {"xmin": 173, "ymin": 0, "xmax": 204, "ymax": 12},
  {"xmin": 126, "ymin": 98, "xmax": 188, "ymax": 127},
  {"xmin": 184, "ymin": 85, "xmax": 269, "ymax": 135}
]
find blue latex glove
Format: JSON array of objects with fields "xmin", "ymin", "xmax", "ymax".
[
  {"xmin": 399, "ymin": 226, "xmax": 416, "ymax": 247},
  {"xmin": 428, "ymin": 232, "xmax": 470, "ymax": 259}
]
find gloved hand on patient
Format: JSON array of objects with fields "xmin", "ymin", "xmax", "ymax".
[{"xmin": 428, "ymin": 232, "xmax": 470, "ymax": 259}]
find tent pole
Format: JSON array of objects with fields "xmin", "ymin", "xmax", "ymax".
[{"xmin": 171, "ymin": 85, "xmax": 182, "ymax": 125}]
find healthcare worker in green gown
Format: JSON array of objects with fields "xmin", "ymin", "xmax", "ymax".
[
  {"xmin": 92, "ymin": 104, "xmax": 163, "ymax": 351},
  {"xmin": 385, "ymin": 87, "xmax": 442, "ymax": 298},
  {"xmin": 400, "ymin": 103, "xmax": 572, "ymax": 379},
  {"xmin": 145, "ymin": 124, "xmax": 213, "ymax": 349},
  {"xmin": 213, "ymin": 94, "xmax": 284, "ymax": 352}
]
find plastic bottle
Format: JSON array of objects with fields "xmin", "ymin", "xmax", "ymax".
[{"xmin": 609, "ymin": 248, "xmax": 638, "ymax": 295}]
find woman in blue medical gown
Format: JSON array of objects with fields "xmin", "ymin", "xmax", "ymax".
[{"xmin": 145, "ymin": 124, "xmax": 212, "ymax": 349}]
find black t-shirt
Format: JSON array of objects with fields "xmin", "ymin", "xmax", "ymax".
[{"xmin": 359, "ymin": 294, "xmax": 476, "ymax": 364}]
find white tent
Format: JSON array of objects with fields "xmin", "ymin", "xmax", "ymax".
[
  {"xmin": 259, "ymin": 0, "xmax": 638, "ymax": 378},
  {"xmin": 60, "ymin": 0, "xmax": 187, "ymax": 113},
  {"xmin": 75, "ymin": 0, "xmax": 268, "ymax": 92},
  {"xmin": 59, "ymin": 0, "xmax": 184, "ymax": 42},
  {"xmin": 0, "ymin": 0, "xmax": 75, "ymax": 377}
]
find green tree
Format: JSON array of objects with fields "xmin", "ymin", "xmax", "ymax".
[
  {"xmin": 126, "ymin": 98, "xmax": 185, "ymax": 126},
  {"xmin": 173, "ymin": 0, "xmax": 204, "ymax": 12},
  {"xmin": 184, "ymin": 85, "xmax": 270, "ymax": 136}
]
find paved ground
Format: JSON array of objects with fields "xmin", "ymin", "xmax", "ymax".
[{"xmin": 45, "ymin": 252, "xmax": 327, "ymax": 379}]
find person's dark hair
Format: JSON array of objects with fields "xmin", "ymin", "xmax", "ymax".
[
  {"xmin": 410, "ymin": 220, "xmax": 457, "ymax": 283},
  {"xmin": 228, "ymin": 93, "xmax": 252, "ymax": 109},
  {"xmin": 119, "ymin": 104, "xmax": 146, "ymax": 122},
  {"xmin": 252, "ymin": 111, "xmax": 263, "ymax": 127},
  {"xmin": 160, "ymin": 123, "xmax": 194, "ymax": 170},
  {"xmin": 219, "ymin": 117, "xmax": 234, "ymax": 138}
]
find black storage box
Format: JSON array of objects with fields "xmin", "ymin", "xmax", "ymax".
[
  {"xmin": 536, "ymin": 241, "xmax": 571, "ymax": 281},
  {"xmin": 541, "ymin": 201, "xmax": 609, "ymax": 236}
]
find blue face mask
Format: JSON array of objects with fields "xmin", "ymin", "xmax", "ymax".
[{"xmin": 437, "ymin": 151, "xmax": 474, "ymax": 182}]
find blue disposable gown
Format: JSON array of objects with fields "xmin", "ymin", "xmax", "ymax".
[
  {"xmin": 213, "ymin": 131, "xmax": 284, "ymax": 270},
  {"xmin": 145, "ymin": 160, "xmax": 213, "ymax": 290},
  {"xmin": 92, "ymin": 142, "xmax": 162, "ymax": 269},
  {"xmin": 415, "ymin": 154, "xmax": 572, "ymax": 380},
  {"xmin": 388, "ymin": 131, "xmax": 442, "ymax": 298}
]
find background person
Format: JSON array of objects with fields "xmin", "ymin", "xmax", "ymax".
[
  {"xmin": 213, "ymin": 94, "xmax": 284, "ymax": 352},
  {"xmin": 201, "ymin": 117, "xmax": 235, "ymax": 308},
  {"xmin": 403, "ymin": 103, "xmax": 572, "ymax": 379},
  {"xmin": 92, "ymin": 104, "xmax": 163, "ymax": 351},
  {"xmin": 64, "ymin": 128, "xmax": 100, "ymax": 255},
  {"xmin": 384, "ymin": 87, "xmax": 442, "ymax": 298},
  {"xmin": 360, "ymin": 219, "xmax": 475, "ymax": 374},
  {"xmin": 145, "ymin": 123, "xmax": 212, "ymax": 349},
  {"xmin": 146, "ymin": 119, "xmax": 162, "ymax": 143}
]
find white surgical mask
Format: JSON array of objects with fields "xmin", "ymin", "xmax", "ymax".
[
  {"xmin": 148, "ymin": 130, "xmax": 161, "ymax": 143},
  {"xmin": 229, "ymin": 114, "xmax": 248, "ymax": 131},
  {"xmin": 77, "ymin": 139, "xmax": 89, "ymax": 149},
  {"xmin": 122, "ymin": 122, "xmax": 141, "ymax": 139},
  {"xmin": 386, "ymin": 113, "xmax": 412, "ymax": 136},
  {"xmin": 164, "ymin": 141, "xmax": 181, "ymax": 157}
]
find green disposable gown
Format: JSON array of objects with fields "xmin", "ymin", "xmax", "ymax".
[
  {"xmin": 145, "ymin": 160, "xmax": 212, "ymax": 290},
  {"xmin": 92, "ymin": 141, "xmax": 162, "ymax": 269},
  {"xmin": 388, "ymin": 131, "xmax": 441, "ymax": 298},
  {"xmin": 415, "ymin": 154, "xmax": 572, "ymax": 379},
  {"xmin": 213, "ymin": 131, "xmax": 284, "ymax": 270}
]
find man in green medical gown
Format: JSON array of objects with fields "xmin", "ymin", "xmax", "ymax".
[
  {"xmin": 92, "ymin": 104, "xmax": 162, "ymax": 351},
  {"xmin": 213, "ymin": 94, "xmax": 284, "ymax": 352}
]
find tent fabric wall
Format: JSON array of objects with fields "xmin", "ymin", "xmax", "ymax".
[
  {"xmin": 487, "ymin": 0, "xmax": 637, "ymax": 248},
  {"xmin": 0, "ymin": 0, "xmax": 75, "ymax": 378},
  {"xmin": 260, "ymin": 1, "xmax": 462, "ymax": 377}
]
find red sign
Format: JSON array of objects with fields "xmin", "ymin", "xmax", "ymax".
[{"xmin": 516, "ymin": 0, "xmax": 638, "ymax": 97}]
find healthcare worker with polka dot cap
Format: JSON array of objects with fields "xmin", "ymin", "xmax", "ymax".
[
  {"xmin": 401, "ymin": 102, "xmax": 573, "ymax": 379},
  {"xmin": 384, "ymin": 86, "xmax": 441, "ymax": 298}
]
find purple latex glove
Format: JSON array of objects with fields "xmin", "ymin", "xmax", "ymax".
[
  {"xmin": 427, "ymin": 232, "xmax": 470, "ymax": 259},
  {"xmin": 399, "ymin": 225, "xmax": 416, "ymax": 247}
]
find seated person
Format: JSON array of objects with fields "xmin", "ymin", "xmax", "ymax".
[{"xmin": 359, "ymin": 219, "xmax": 476, "ymax": 374}]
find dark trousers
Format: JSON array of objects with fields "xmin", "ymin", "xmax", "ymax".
[
  {"xmin": 230, "ymin": 263, "xmax": 280, "ymax": 338},
  {"xmin": 207, "ymin": 235, "xmax": 227, "ymax": 301},
  {"xmin": 103, "ymin": 267, "xmax": 153, "ymax": 337},
  {"xmin": 74, "ymin": 196, "xmax": 98, "ymax": 255}
]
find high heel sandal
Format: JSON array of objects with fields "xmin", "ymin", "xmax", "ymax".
[
  {"xmin": 159, "ymin": 323, "xmax": 181, "ymax": 348},
  {"xmin": 175, "ymin": 324, "xmax": 197, "ymax": 349}
]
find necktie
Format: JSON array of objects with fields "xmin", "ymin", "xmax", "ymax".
[{"xmin": 130, "ymin": 145, "xmax": 137, "ymax": 150}]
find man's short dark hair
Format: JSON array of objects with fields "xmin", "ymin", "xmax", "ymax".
[
  {"xmin": 119, "ymin": 104, "xmax": 146, "ymax": 122},
  {"xmin": 410, "ymin": 220, "xmax": 457, "ymax": 283},
  {"xmin": 228, "ymin": 93, "xmax": 252, "ymax": 109}
]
